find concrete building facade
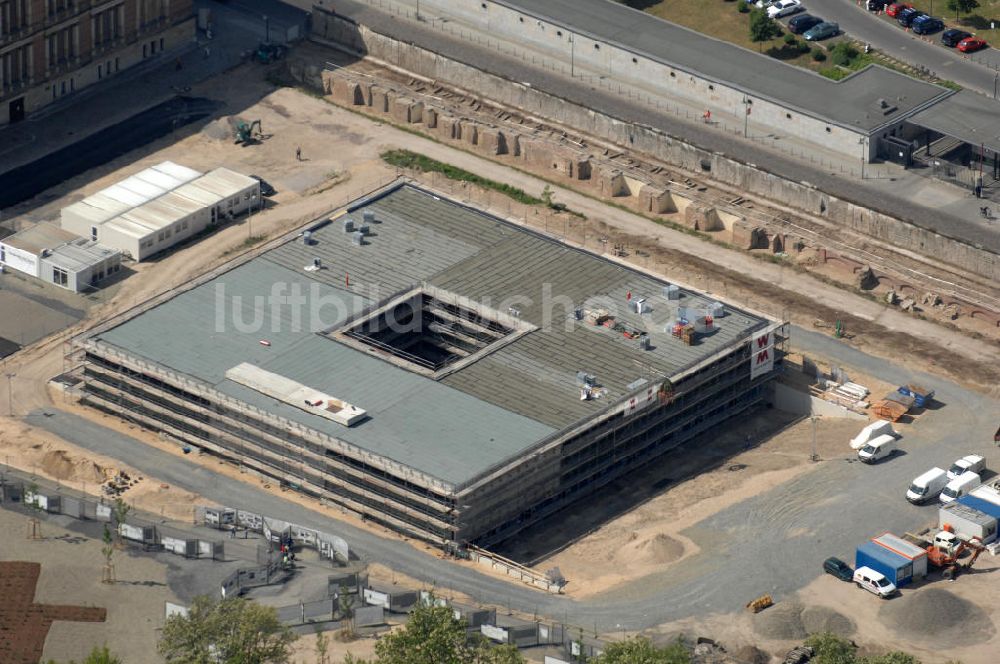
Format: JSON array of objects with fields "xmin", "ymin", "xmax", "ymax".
[
  {"xmin": 61, "ymin": 161, "xmax": 260, "ymax": 260},
  {"xmin": 356, "ymin": 0, "xmax": 953, "ymax": 163},
  {"xmin": 0, "ymin": 221, "xmax": 121, "ymax": 290},
  {"xmin": 0, "ymin": 0, "xmax": 196, "ymax": 126},
  {"xmin": 72, "ymin": 183, "xmax": 786, "ymax": 549}
]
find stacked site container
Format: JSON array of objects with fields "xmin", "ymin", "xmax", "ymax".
[
  {"xmin": 855, "ymin": 541, "xmax": 914, "ymax": 587},
  {"xmin": 948, "ymin": 496, "xmax": 1000, "ymax": 543},
  {"xmin": 872, "ymin": 533, "xmax": 928, "ymax": 580}
]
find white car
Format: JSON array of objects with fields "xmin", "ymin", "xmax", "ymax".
[
  {"xmin": 767, "ymin": 0, "xmax": 804, "ymax": 18},
  {"xmin": 754, "ymin": 0, "xmax": 775, "ymax": 8},
  {"xmin": 853, "ymin": 567, "xmax": 896, "ymax": 598}
]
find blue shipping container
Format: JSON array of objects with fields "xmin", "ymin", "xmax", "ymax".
[
  {"xmin": 897, "ymin": 385, "xmax": 934, "ymax": 408},
  {"xmin": 958, "ymin": 495, "xmax": 1000, "ymax": 520},
  {"xmin": 855, "ymin": 541, "xmax": 914, "ymax": 587}
]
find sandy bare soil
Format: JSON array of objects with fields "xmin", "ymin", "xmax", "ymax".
[{"xmin": 0, "ymin": 506, "xmax": 179, "ymax": 664}]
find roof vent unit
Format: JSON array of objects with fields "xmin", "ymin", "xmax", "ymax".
[
  {"xmin": 508, "ymin": 306, "xmax": 521, "ymax": 318},
  {"xmin": 342, "ymin": 218, "xmax": 355, "ymax": 233},
  {"xmin": 351, "ymin": 231, "xmax": 364, "ymax": 246},
  {"xmin": 638, "ymin": 334, "xmax": 651, "ymax": 351},
  {"xmin": 665, "ymin": 284, "xmax": 680, "ymax": 300},
  {"xmin": 313, "ymin": 257, "xmax": 322, "ymax": 269},
  {"xmin": 573, "ymin": 308, "xmax": 584, "ymax": 321},
  {"xmin": 709, "ymin": 301, "xmax": 725, "ymax": 318},
  {"xmin": 575, "ymin": 371, "xmax": 596, "ymax": 387},
  {"xmin": 630, "ymin": 298, "xmax": 648, "ymax": 315},
  {"xmin": 693, "ymin": 315, "xmax": 714, "ymax": 334},
  {"xmin": 302, "ymin": 230, "xmax": 313, "ymax": 245},
  {"xmin": 358, "ymin": 224, "xmax": 371, "ymax": 236},
  {"xmin": 878, "ymin": 98, "xmax": 888, "ymax": 109},
  {"xmin": 363, "ymin": 210, "xmax": 376, "ymax": 225}
]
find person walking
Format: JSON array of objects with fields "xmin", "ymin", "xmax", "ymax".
[{"xmin": 295, "ymin": 146, "xmax": 302, "ymax": 161}]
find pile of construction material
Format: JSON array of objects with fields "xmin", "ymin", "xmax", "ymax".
[{"xmin": 102, "ymin": 470, "xmax": 141, "ymax": 497}]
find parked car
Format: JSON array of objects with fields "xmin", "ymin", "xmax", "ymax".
[
  {"xmin": 885, "ymin": 2, "xmax": 912, "ymax": 18},
  {"xmin": 897, "ymin": 8, "xmax": 927, "ymax": 28},
  {"xmin": 768, "ymin": 0, "xmax": 804, "ymax": 19},
  {"xmin": 940, "ymin": 471, "xmax": 981, "ymax": 504},
  {"xmin": 957, "ymin": 37, "xmax": 988, "ymax": 53},
  {"xmin": 906, "ymin": 467, "xmax": 949, "ymax": 504},
  {"xmin": 853, "ymin": 567, "xmax": 897, "ymax": 598},
  {"xmin": 823, "ymin": 557, "xmax": 854, "ymax": 581},
  {"xmin": 947, "ymin": 454, "xmax": 985, "ymax": 480},
  {"xmin": 866, "ymin": 0, "xmax": 889, "ymax": 10},
  {"xmin": 858, "ymin": 434, "xmax": 897, "ymax": 463},
  {"xmin": 804, "ymin": 21, "xmax": 839, "ymax": 41},
  {"xmin": 911, "ymin": 16, "xmax": 944, "ymax": 35},
  {"xmin": 941, "ymin": 28, "xmax": 973, "ymax": 46},
  {"xmin": 789, "ymin": 14, "xmax": 825, "ymax": 34},
  {"xmin": 249, "ymin": 175, "xmax": 277, "ymax": 197}
]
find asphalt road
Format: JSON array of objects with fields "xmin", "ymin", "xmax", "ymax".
[
  {"xmin": 806, "ymin": 0, "xmax": 1000, "ymax": 95},
  {"xmin": 25, "ymin": 327, "xmax": 1000, "ymax": 631},
  {"xmin": 318, "ymin": 0, "xmax": 1000, "ymax": 256}
]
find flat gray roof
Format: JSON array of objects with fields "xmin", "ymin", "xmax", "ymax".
[
  {"xmin": 93, "ymin": 185, "xmax": 769, "ymax": 487},
  {"xmin": 495, "ymin": 0, "xmax": 953, "ymax": 132},
  {"xmin": 3, "ymin": 222, "xmax": 79, "ymax": 255},
  {"xmin": 909, "ymin": 89, "xmax": 1000, "ymax": 154},
  {"xmin": 47, "ymin": 239, "xmax": 120, "ymax": 273}
]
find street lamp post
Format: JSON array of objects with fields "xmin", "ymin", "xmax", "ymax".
[
  {"xmin": 859, "ymin": 136, "xmax": 867, "ymax": 180},
  {"xmin": 249, "ymin": 193, "xmax": 258, "ymax": 239},
  {"xmin": 263, "ymin": 15, "xmax": 269, "ymax": 43},
  {"xmin": 5, "ymin": 372, "xmax": 15, "ymax": 418},
  {"xmin": 569, "ymin": 34, "xmax": 575, "ymax": 78},
  {"xmin": 743, "ymin": 97, "xmax": 751, "ymax": 138}
]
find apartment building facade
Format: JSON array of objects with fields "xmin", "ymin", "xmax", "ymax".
[{"xmin": 0, "ymin": 0, "xmax": 195, "ymax": 125}]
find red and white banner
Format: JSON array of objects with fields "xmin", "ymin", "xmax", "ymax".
[{"xmin": 750, "ymin": 330, "xmax": 775, "ymax": 380}]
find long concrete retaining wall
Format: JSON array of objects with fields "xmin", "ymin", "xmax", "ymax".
[{"xmin": 308, "ymin": 9, "xmax": 1000, "ymax": 282}]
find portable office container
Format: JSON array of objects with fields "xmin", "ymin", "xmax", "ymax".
[
  {"xmin": 871, "ymin": 532, "xmax": 928, "ymax": 579},
  {"xmin": 856, "ymin": 541, "xmax": 915, "ymax": 587},
  {"xmin": 941, "ymin": 501, "xmax": 999, "ymax": 544}
]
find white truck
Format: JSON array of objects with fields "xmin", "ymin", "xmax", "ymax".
[
  {"xmin": 907, "ymin": 467, "xmax": 949, "ymax": 504},
  {"xmin": 947, "ymin": 455, "xmax": 985, "ymax": 480},
  {"xmin": 940, "ymin": 471, "xmax": 981, "ymax": 504},
  {"xmin": 858, "ymin": 434, "xmax": 897, "ymax": 463},
  {"xmin": 850, "ymin": 420, "xmax": 895, "ymax": 450}
]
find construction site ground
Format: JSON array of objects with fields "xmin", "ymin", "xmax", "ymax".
[{"xmin": 0, "ymin": 57, "xmax": 998, "ymax": 662}]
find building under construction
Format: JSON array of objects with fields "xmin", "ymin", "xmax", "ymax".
[{"xmin": 72, "ymin": 183, "xmax": 785, "ymax": 549}]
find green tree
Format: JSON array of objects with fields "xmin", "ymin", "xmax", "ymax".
[
  {"xmin": 591, "ymin": 636, "xmax": 690, "ymax": 663},
  {"xmin": 749, "ymin": 8, "xmax": 782, "ymax": 51},
  {"xmin": 372, "ymin": 602, "xmax": 525, "ymax": 664},
  {"xmin": 805, "ymin": 632, "xmax": 857, "ymax": 664},
  {"xmin": 45, "ymin": 645, "xmax": 123, "ymax": 664},
  {"xmin": 111, "ymin": 498, "xmax": 130, "ymax": 547},
  {"xmin": 862, "ymin": 654, "xmax": 922, "ymax": 664},
  {"xmin": 946, "ymin": 0, "xmax": 979, "ymax": 19},
  {"xmin": 316, "ymin": 631, "xmax": 331, "ymax": 664},
  {"xmin": 158, "ymin": 595, "xmax": 297, "ymax": 664}
]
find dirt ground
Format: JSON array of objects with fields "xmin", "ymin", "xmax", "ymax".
[{"xmin": 0, "ymin": 506, "xmax": 179, "ymax": 664}]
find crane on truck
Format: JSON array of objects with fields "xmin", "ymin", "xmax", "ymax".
[{"xmin": 925, "ymin": 534, "xmax": 986, "ymax": 580}]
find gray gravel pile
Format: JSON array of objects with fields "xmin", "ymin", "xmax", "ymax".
[
  {"xmin": 201, "ymin": 118, "xmax": 231, "ymax": 140},
  {"xmin": 879, "ymin": 588, "xmax": 995, "ymax": 647},
  {"xmin": 751, "ymin": 601, "xmax": 807, "ymax": 640},
  {"xmin": 801, "ymin": 606, "xmax": 856, "ymax": 637}
]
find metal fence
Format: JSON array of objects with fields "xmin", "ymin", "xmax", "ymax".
[{"xmin": 197, "ymin": 504, "xmax": 350, "ymax": 563}]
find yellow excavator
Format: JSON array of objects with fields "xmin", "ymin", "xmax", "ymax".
[{"xmin": 234, "ymin": 119, "xmax": 263, "ymax": 145}]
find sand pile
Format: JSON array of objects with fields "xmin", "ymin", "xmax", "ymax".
[
  {"xmin": 800, "ymin": 606, "xmax": 855, "ymax": 637},
  {"xmin": 751, "ymin": 601, "xmax": 807, "ymax": 640},
  {"xmin": 41, "ymin": 450, "xmax": 106, "ymax": 483},
  {"xmin": 201, "ymin": 118, "xmax": 231, "ymax": 141},
  {"xmin": 732, "ymin": 644, "xmax": 769, "ymax": 664},
  {"xmin": 753, "ymin": 602, "xmax": 855, "ymax": 641},
  {"xmin": 627, "ymin": 533, "xmax": 685, "ymax": 566},
  {"xmin": 879, "ymin": 588, "xmax": 995, "ymax": 647}
]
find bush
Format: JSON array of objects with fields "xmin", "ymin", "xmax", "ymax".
[
  {"xmin": 797, "ymin": 40, "xmax": 811, "ymax": 54},
  {"xmin": 812, "ymin": 48, "xmax": 827, "ymax": 61},
  {"xmin": 784, "ymin": 33, "xmax": 797, "ymax": 45},
  {"xmin": 830, "ymin": 42, "xmax": 859, "ymax": 67},
  {"xmin": 737, "ymin": 0, "xmax": 750, "ymax": 12}
]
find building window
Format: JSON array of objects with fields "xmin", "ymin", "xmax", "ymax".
[
  {"xmin": 159, "ymin": 37, "xmax": 164, "ymax": 51},
  {"xmin": 519, "ymin": 17, "xmax": 523, "ymax": 22},
  {"xmin": 143, "ymin": 44, "xmax": 147, "ymax": 58},
  {"xmin": 53, "ymin": 267, "xmax": 68, "ymax": 287},
  {"xmin": 669, "ymin": 72, "xmax": 675, "ymax": 78},
  {"xmin": 98, "ymin": 64, "xmax": 102, "ymax": 79}
]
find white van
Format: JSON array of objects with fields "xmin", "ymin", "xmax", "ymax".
[
  {"xmin": 907, "ymin": 467, "xmax": 948, "ymax": 504},
  {"xmin": 947, "ymin": 455, "xmax": 985, "ymax": 480},
  {"xmin": 940, "ymin": 471, "xmax": 981, "ymax": 504},
  {"xmin": 850, "ymin": 420, "xmax": 895, "ymax": 450},
  {"xmin": 853, "ymin": 566, "xmax": 896, "ymax": 598},
  {"xmin": 858, "ymin": 434, "xmax": 897, "ymax": 463}
]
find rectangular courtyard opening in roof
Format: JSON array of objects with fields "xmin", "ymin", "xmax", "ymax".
[{"xmin": 331, "ymin": 285, "xmax": 535, "ymax": 379}]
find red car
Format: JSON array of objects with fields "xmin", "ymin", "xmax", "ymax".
[
  {"xmin": 885, "ymin": 2, "xmax": 912, "ymax": 17},
  {"xmin": 957, "ymin": 37, "xmax": 988, "ymax": 53}
]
